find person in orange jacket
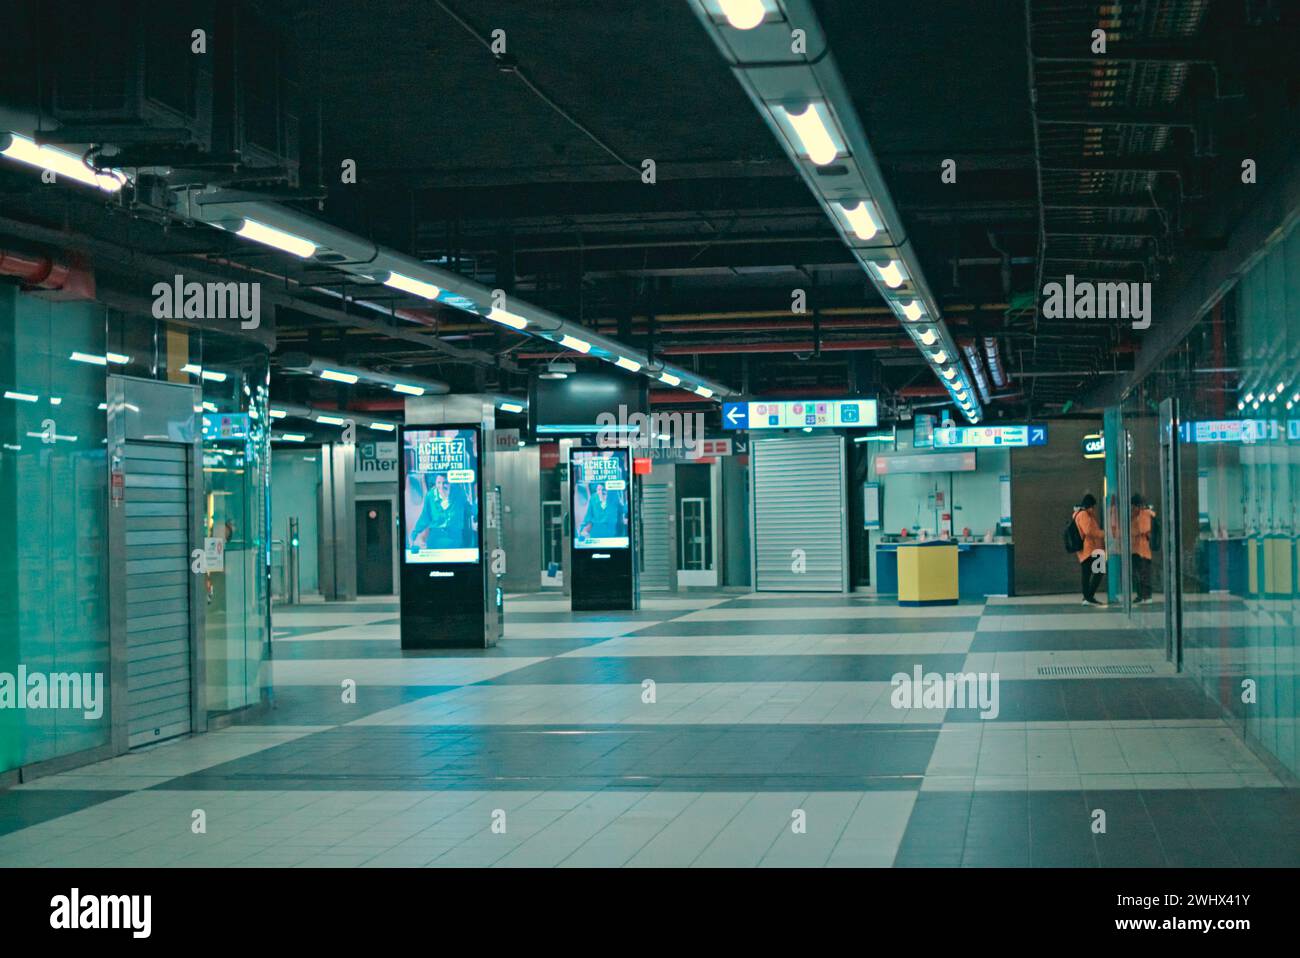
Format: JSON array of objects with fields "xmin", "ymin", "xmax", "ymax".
[
  {"xmin": 1130, "ymin": 494, "xmax": 1156, "ymax": 603},
  {"xmin": 1074, "ymin": 493, "xmax": 1106, "ymax": 605}
]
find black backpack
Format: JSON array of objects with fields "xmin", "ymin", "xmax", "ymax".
[
  {"xmin": 1063, "ymin": 513, "xmax": 1084, "ymax": 553},
  {"xmin": 1150, "ymin": 512, "xmax": 1162, "ymax": 551}
]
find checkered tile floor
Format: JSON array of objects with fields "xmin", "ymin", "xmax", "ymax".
[{"xmin": 2, "ymin": 591, "xmax": 1296, "ymax": 867}]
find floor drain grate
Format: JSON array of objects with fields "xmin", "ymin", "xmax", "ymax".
[{"xmin": 1037, "ymin": 664, "xmax": 1156, "ymax": 676}]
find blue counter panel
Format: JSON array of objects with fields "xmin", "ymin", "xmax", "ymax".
[{"xmin": 875, "ymin": 542, "xmax": 1013, "ymax": 598}]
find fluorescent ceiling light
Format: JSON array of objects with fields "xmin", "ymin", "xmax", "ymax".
[
  {"xmin": 4, "ymin": 391, "xmax": 37, "ymax": 402},
  {"xmin": 695, "ymin": 386, "xmax": 714, "ymax": 398},
  {"xmin": 315, "ymin": 414, "xmax": 348, "ymax": 426},
  {"xmin": 383, "ymin": 271, "xmax": 441, "ymax": 299},
  {"xmin": 181, "ymin": 363, "xmax": 228, "ymax": 382},
  {"xmin": 278, "ymin": 433, "xmax": 307, "ymax": 443},
  {"xmin": 202, "ymin": 401, "xmax": 218, "ymax": 412},
  {"xmin": 49, "ymin": 397, "xmax": 61, "ymax": 405},
  {"xmin": 942, "ymin": 368, "xmax": 958, "ymax": 381},
  {"xmin": 368, "ymin": 422, "xmax": 396, "ymax": 432},
  {"xmin": 235, "ymin": 218, "xmax": 317, "ymax": 259},
  {"xmin": 392, "ymin": 383, "xmax": 425, "ymax": 396},
  {"xmin": 319, "ymin": 369, "xmax": 359, "ymax": 384},
  {"xmin": 0, "ymin": 133, "xmax": 125, "ymax": 192},
  {"xmin": 615, "ymin": 357, "xmax": 641, "ymax": 372},
  {"xmin": 487, "ymin": 308, "xmax": 528, "ymax": 330},
  {"xmin": 776, "ymin": 103, "xmax": 843, "ymax": 166},
  {"xmin": 499, "ymin": 401, "xmax": 525, "ymax": 414},
  {"xmin": 559, "ymin": 334, "xmax": 591, "ymax": 354},
  {"xmin": 270, "ymin": 408, "xmax": 288, "ymax": 419},
  {"xmin": 900, "ymin": 300, "xmax": 924, "ymax": 322},
  {"xmin": 106, "ymin": 352, "xmax": 130, "ymax": 365},
  {"xmin": 718, "ymin": 0, "xmax": 769, "ymax": 30},
  {"xmin": 918, "ymin": 329, "xmax": 938, "ymax": 346},
  {"xmin": 838, "ymin": 201, "xmax": 880, "ymax": 241},
  {"xmin": 872, "ymin": 260, "xmax": 907, "ymax": 289},
  {"xmin": 930, "ymin": 350, "xmax": 948, "ymax": 365},
  {"xmin": 659, "ymin": 372, "xmax": 681, "ymax": 387}
]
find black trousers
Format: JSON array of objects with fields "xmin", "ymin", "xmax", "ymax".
[
  {"xmin": 1079, "ymin": 558, "xmax": 1102, "ymax": 601},
  {"xmin": 1132, "ymin": 555, "xmax": 1152, "ymax": 600}
]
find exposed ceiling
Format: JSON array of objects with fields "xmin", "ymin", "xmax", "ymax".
[{"xmin": 1, "ymin": 0, "xmax": 1297, "ymax": 425}]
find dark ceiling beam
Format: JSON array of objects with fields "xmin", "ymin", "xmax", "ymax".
[
  {"xmin": 1044, "ymin": 224, "xmax": 1162, "ymax": 238},
  {"xmin": 1032, "ymin": 42, "xmax": 1215, "ymax": 64},
  {"xmin": 1042, "ymin": 198, "xmax": 1160, "ymax": 212},
  {"xmin": 1040, "ymin": 156, "xmax": 1183, "ymax": 174},
  {"xmin": 1036, "ymin": 108, "xmax": 1196, "ymax": 128}
]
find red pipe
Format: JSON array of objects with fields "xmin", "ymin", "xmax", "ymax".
[
  {"xmin": 0, "ymin": 249, "xmax": 95, "ymax": 300},
  {"xmin": 898, "ymin": 385, "xmax": 951, "ymax": 398}
]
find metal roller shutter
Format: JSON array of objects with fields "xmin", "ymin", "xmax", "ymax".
[
  {"xmin": 640, "ymin": 484, "xmax": 673, "ymax": 592},
  {"xmin": 124, "ymin": 442, "xmax": 193, "ymax": 747},
  {"xmin": 752, "ymin": 435, "xmax": 847, "ymax": 592}
]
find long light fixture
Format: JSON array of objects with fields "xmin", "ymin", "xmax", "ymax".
[
  {"xmin": 486, "ymin": 308, "xmax": 528, "ymax": 330},
  {"xmin": 615, "ymin": 357, "xmax": 642, "ymax": 372},
  {"xmin": 392, "ymin": 383, "xmax": 425, "ymax": 396},
  {"xmin": 0, "ymin": 133, "xmax": 125, "ymax": 192},
  {"xmin": 70, "ymin": 351, "xmax": 130, "ymax": 366},
  {"xmin": 185, "ymin": 181, "xmax": 735, "ymax": 401},
  {"xmin": 382, "ymin": 271, "xmax": 441, "ymax": 300},
  {"xmin": 687, "ymin": 0, "xmax": 980, "ymax": 423},
  {"xmin": 181, "ymin": 364, "xmax": 228, "ymax": 382},
  {"xmin": 774, "ymin": 103, "xmax": 842, "ymax": 166},
  {"xmin": 838, "ymin": 201, "xmax": 881, "ymax": 241},
  {"xmin": 319, "ymin": 369, "xmax": 359, "ymax": 384},
  {"xmin": 717, "ymin": 0, "xmax": 771, "ymax": 29},
  {"xmin": 235, "ymin": 219, "xmax": 317, "ymax": 259},
  {"xmin": 499, "ymin": 401, "xmax": 525, "ymax": 414}
]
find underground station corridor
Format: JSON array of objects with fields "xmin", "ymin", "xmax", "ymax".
[{"xmin": 1, "ymin": 0, "xmax": 1298, "ymax": 940}]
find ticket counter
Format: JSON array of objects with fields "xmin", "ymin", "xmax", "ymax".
[{"xmin": 876, "ymin": 538, "xmax": 1014, "ymax": 599}]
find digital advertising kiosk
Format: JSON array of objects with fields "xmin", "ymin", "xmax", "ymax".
[
  {"xmin": 399, "ymin": 397, "xmax": 503, "ymax": 649},
  {"xmin": 569, "ymin": 445, "xmax": 639, "ymax": 611}
]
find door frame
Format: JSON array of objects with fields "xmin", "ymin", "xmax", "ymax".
[
  {"xmin": 355, "ymin": 492, "xmax": 400, "ymax": 596},
  {"xmin": 106, "ymin": 375, "xmax": 206, "ymax": 754}
]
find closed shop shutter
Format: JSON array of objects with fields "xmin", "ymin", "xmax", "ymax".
[{"xmin": 752, "ymin": 435, "xmax": 846, "ymax": 592}]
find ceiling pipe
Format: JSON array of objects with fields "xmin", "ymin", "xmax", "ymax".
[
  {"xmin": 0, "ymin": 248, "xmax": 95, "ymax": 300},
  {"xmin": 962, "ymin": 340, "xmax": 993, "ymax": 405},
  {"xmin": 983, "ymin": 335, "xmax": 1009, "ymax": 388}
]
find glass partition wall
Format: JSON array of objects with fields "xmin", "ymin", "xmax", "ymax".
[{"xmin": 1116, "ymin": 221, "xmax": 1300, "ymax": 779}]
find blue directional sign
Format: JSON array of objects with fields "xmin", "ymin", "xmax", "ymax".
[
  {"xmin": 720, "ymin": 398, "xmax": 878, "ymax": 431},
  {"xmin": 933, "ymin": 424, "xmax": 1048, "ymax": 448},
  {"xmin": 722, "ymin": 402, "xmax": 748, "ymax": 430}
]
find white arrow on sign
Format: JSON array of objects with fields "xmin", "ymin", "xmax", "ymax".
[{"xmin": 725, "ymin": 406, "xmax": 745, "ymax": 425}]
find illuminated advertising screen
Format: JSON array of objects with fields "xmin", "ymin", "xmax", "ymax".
[
  {"xmin": 402, "ymin": 428, "xmax": 480, "ymax": 564},
  {"xmin": 571, "ymin": 449, "xmax": 630, "ymax": 549}
]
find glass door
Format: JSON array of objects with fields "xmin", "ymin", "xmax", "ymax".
[{"xmin": 1158, "ymin": 398, "xmax": 1184, "ymax": 671}]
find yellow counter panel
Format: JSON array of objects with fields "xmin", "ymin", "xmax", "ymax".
[{"xmin": 897, "ymin": 541, "xmax": 959, "ymax": 606}]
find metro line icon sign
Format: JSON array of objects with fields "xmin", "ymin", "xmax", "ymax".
[{"xmin": 722, "ymin": 399, "xmax": 878, "ymax": 431}]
